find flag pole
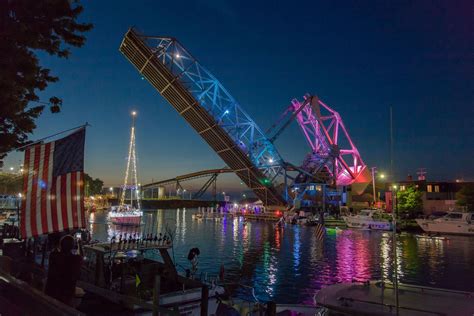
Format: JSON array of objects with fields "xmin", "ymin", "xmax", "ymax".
[{"xmin": 13, "ymin": 123, "xmax": 90, "ymax": 152}]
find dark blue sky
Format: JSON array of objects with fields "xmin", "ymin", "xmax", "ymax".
[{"xmin": 5, "ymin": 0, "xmax": 473, "ymax": 188}]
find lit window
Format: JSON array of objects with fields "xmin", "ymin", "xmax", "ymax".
[
  {"xmin": 427, "ymin": 185, "xmax": 432, "ymax": 192},
  {"xmin": 400, "ymin": 185, "xmax": 406, "ymax": 191},
  {"xmin": 435, "ymin": 185, "xmax": 440, "ymax": 193}
]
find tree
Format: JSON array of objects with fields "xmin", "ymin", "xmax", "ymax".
[
  {"xmin": 456, "ymin": 183, "xmax": 474, "ymax": 212},
  {"xmin": 0, "ymin": 0, "xmax": 92, "ymax": 164},
  {"xmin": 84, "ymin": 174, "xmax": 104, "ymax": 196},
  {"xmin": 396, "ymin": 186, "xmax": 423, "ymax": 219}
]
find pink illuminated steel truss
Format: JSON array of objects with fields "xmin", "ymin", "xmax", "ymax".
[{"xmin": 291, "ymin": 95, "xmax": 370, "ymax": 186}]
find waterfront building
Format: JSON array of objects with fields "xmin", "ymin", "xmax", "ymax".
[{"xmin": 385, "ymin": 180, "xmax": 473, "ymax": 214}]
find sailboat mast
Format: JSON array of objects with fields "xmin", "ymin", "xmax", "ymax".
[{"xmin": 120, "ymin": 111, "xmax": 137, "ymax": 207}]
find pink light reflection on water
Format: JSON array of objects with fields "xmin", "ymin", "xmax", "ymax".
[{"xmin": 336, "ymin": 230, "xmax": 372, "ymax": 283}]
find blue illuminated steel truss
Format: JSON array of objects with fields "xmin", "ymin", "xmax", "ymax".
[
  {"xmin": 120, "ymin": 29, "xmax": 287, "ymax": 205},
  {"xmin": 144, "ymin": 36, "xmax": 284, "ymax": 177}
]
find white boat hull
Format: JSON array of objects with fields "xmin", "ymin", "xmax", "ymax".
[
  {"xmin": 416, "ymin": 219, "xmax": 474, "ymax": 235},
  {"xmin": 109, "ymin": 210, "xmax": 142, "ymax": 226},
  {"xmin": 343, "ymin": 216, "xmax": 392, "ymax": 231}
]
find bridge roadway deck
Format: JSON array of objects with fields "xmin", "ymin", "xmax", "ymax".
[{"xmin": 120, "ymin": 29, "xmax": 285, "ymax": 206}]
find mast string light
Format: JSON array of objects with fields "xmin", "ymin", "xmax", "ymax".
[{"xmin": 120, "ymin": 111, "xmax": 140, "ymax": 208}]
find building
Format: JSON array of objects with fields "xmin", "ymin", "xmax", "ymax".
[{"xmin": 385, "ymin": 180, "xmax": 473, "ymax": 214}]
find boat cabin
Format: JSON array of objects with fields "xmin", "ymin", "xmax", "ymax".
[
  {"xmin": 437, "ymin": 212, "xmax": 472, "ymax": 223},
  {"xmin": 80, "ymin": 241, "xmax": 205, "ymax": 307}
]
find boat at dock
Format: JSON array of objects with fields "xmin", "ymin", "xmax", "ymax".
[
  {"xmin": 416, "ymin": 211, "xmax": 474, "ymax": 235},
  {"xmin": 0, "ymin": 211, "xmax": 18, "ymax": 227},
  {"xmin": 79, "ymin": 239, "xmax": 226, "ymax": 315},
  {"xmin": 342, "ymin": 209, "xmax": 392, "ymax": 230},
  {"xmin": 315, "ymin": 280, "xmax": 474, "ymax": 315}
]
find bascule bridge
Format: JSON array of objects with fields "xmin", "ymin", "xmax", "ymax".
[{"xmin": 119, "ymin": 28, "xmax": 370, "ymax": 207}]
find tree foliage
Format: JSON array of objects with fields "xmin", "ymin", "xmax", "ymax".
[
  {"xmin": 84, "ymin": 174, "xmax": 103, "ymax": 196},
  {"xmin": 0, "ymin": 0, "xmax": 92, "ymax": 162},
  {"xmin": 456, "ymin": 183, "xmax": 474, "ymax": 212},
  {"xmin": 396, "ymin": 186, "xmax": 423, "ymax": 218}
]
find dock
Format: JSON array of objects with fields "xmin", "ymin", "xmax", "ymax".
[{"xmin": 242, "ymin": 213, "xmax": 281, "ymax": 222}]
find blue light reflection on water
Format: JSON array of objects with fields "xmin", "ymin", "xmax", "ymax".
[{"xmin": 89, "ymin": 209, "xmax": 474, "ymax": 304}]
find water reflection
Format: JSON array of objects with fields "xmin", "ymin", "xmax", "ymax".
[{"xmin": 89, "ymin": 209, "xmax": 474, "ymax": 304}]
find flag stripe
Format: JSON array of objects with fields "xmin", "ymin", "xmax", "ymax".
[
  {"xmin": 66, "ymin": 173, "xmax": 73, "ymax": 229},
  {"xmin": 20, "ymin": 148, "xmax": 31, "ymax": 237},
  {"xmin": 40, "ymin": 143, "xmax": 50, "ymax": 234},
  {"xmin": 56, "ymin": 176, "xmax": 63, "ymax": 232},
  {"xmin": 315, "ymin": 223, "xmax": 325, "ymax": 240},
  {"xmin": 34, "ymin": 144, "xmax": 45, "ymax": 236},
  {"xmin": 75, "ymin": 171, "xmax": 82, "ymax": 228},
  {"xmin": 45, "ymin": 142, "xmax": 54, "ymax": 233},
  {"xmin": 80, "ymin": 172, "xmax": 85, "ymax": 227},
  {"xmin": 71, "ymin": 172, "xmax": 78, "ymax": 228},
  {"xmin": 60, "ymin": 175, "xmax": 68, "ymax": 230}
]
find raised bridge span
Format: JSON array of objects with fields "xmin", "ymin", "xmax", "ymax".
[{"xmin": 120, "ymin": 28, "xmax": 369, "ymax": 206}]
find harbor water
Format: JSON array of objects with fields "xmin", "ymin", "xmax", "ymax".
[{"xmin": 89, "ymin": 208, "xmax": 474, "ymax": 304}]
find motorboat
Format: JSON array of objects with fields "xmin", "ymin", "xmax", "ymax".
[
  {"xmin": 0, "ymin": 211, "xmax": 18, "ymax": 227},
  {"xmin": 315, "ymin": 280, "xmax": 474, "ymax": 315},
  {"xmin": 79, "ymin": 240, "xmax": 226, "ymax": 315},
  {"xmin": 342, "ymin": 209, "xmax": 392, "ymax": 231},
  {"xmin": 416, "ymin": 212, "xmax": 474, "ymax": 235},
  {"xmin": 108, "ymin": 205, "xmax": 142, "ymax": 226}
]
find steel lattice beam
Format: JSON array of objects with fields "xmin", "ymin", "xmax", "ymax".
[
  {"xmin": 120, "ymin": 29, "xmax": 286, "ymax": 205},
  {"xmin": 292, "ymin": 95, "xmax": 370, "ymax": 186}
]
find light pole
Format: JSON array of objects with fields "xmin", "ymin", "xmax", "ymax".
[
  {"xmin": 392, "ymin": 184, "xmax": 399, "ymax": 315},
  {"xmin": 183, "ymin": 189, "xmax": 186, "ymax": 200},
  {"xmin": 371, "ymin": 167, "xmax": 377, "ymax": 205}
]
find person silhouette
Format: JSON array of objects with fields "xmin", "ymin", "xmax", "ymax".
[{"xmin": 45, "ymin": 235, "xmax": 83, "ymax": 305}]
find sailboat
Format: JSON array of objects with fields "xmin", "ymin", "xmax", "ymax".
[{"xmin": 108, "ymin": 111, "xmax": 143, "ymax": 226}]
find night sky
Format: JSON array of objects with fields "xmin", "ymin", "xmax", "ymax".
[{"xmin": 4, "ymin": 1, "xmax": 473, "ymax": 190}]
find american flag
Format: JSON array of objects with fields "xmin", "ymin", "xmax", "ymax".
[
  {"xmin": 20, "ymin": 128, "xmax": 86, "ymax": 238},
  {"xmin": 315, "ymin": 223, "xmax": 326, "ymax": 240}
]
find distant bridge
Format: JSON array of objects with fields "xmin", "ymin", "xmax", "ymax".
[{"xmin": 141, "ymin": 168, "xmax": 233, "ymax": 200}]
